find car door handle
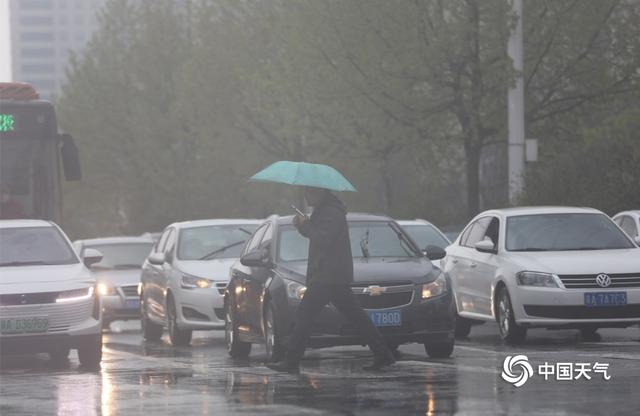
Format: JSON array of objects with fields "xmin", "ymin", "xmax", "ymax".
[{"xmin": 470, "ymin": 263, "xmax": 477, "ymax": 268}]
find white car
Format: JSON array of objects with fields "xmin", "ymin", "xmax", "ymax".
[
  {"xmin": 0, "ymin": 220, "xmax": 103, "ymax": 366},
  {"xmin": 443, "ymin": 207, "xmax": 640, "ymax": 344},
  {"xmin": 73, "ymin": 236, "xmax": 154, "ymax": 330},
  {"xmin": 397, "ymin": 219, "xmax": 451, "ymax": 266},
  {"xmin": 139, "ymin": 219, "xmax": 261, "ymax": 346},
  {"xmin": 612, "ymin": 210, "xmax": 640, "ymax": 242}
]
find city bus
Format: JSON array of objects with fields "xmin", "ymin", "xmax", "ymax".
[{"xmin": 0, "ymin": 82, "xmax": 81, "ymax": 223}]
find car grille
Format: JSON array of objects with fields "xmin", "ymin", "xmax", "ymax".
[
  {"xmin": 558, "ymin": 273, "xmax": 640, "ymax": 289},
  {"xmin": 524, "ymin": 304, "xmax": 640, "ymax": 319},
  {"xmin": 0, "ymin": 298, "xmax": 95, "ymax": 333},
  {"xmin": 0, "ymin": 292, "xmax": 58, "ymax": 306},
  {"xmin": 120, "ymin": 285, "xmax": 138, "ymax": 297}
]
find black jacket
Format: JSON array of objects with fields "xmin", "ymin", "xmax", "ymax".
[{"xmin": 296, "ymin": 193, "xmax": 354, "ymax": 286}]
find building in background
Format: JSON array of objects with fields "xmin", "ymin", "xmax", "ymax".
[{"xmin": 8, "ymin": 0, "xmax": 105, "ymax": 100}]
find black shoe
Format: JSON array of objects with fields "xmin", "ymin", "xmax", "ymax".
[
  {"xmin": 266, "ymin": 360, "xmax": 300, "ymax": 374},
  {"xmin": 363, "ymin": 355, "xmax": 396, "ymax": 371}
]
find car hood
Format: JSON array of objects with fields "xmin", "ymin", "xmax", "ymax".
[
  {"xmin": 92, "ymin": 269, "xmax": 142, "ymax": 287},
  {"xmin": 175, "ymin": 258, "xmax": 238, "ymax": 281},
  {"xmin": 0, "ymin": 263, "xmax": 94, "ymax": 294},
  {"xmin": 508, "ymin": 248, "xmax": 640, "ymax": 275},
  {"xmin": 278, "ymin": 258, "xmax": 437, "ymax": 285}
]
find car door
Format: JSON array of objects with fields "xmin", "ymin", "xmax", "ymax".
[
  {"xmin": 144, "ymin": 228, "xmax": 171, "ymax": 321},
  {"xmin": 468, "ymin": 217, "xmax": 500, "ymax": 317},
  {"xmin": 244, "ymin": 223, "xmax": 274, "ymax": 337},
  {"xmin": 451, "ymin": 217, "xmax": 492, "ymax": 316},
  {"xmin": 231, "ymin": 224, "xmax": 268, "ymax": 336}
]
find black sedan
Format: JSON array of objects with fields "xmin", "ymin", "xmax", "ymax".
[{"xmin": 224, "ymin": 213, "xmax": 455, "ymax": 362}]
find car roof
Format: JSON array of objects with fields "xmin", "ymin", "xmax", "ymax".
[
  {"xmin": 75, "ymin": 236, "xmax": 155, "ymax": 245},
  {"xmin": 168, "ymin": 218, "xmax": 264, "ymax": 229},
  {"xmin": 613, "ymin": 210, "xmax": 640, "ymax": 217},
  {"xmin": 274, "ymin": 212, "xmax": 394, "ymax": 225},
  {"xmin": 479, "ymin": 206, "xmax": 603, "ymax": 217},
  {"xmin": 0, "ymin": 219, "xmax": 54, "ymax": 228}
]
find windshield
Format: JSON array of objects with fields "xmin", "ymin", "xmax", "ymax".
[
  {"xmin": 0, "ymin": 226, "xmax": 78, "ymax": 267},
  {"xmin": 0, "ymin": 105, "xmax": 57, "ymax": 220},
  {"xmin": 401, "ymin": 224, "xmax": 450, "ymax": 250},
  {"xmin": 506, "ymin": 213, "xmax": 635, "ymax": 252},
  {"xmin": 278, "ymin": 221, "xmax": 418, "ymax": 262},
  {"xmin": 85, "ymin": 243, "xmax": 153, "ymax": 270},
  {"xmin": 178, "ymin": 224, "xmax": 258, "ymax": 260}
]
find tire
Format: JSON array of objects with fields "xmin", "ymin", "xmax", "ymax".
[
  {"xmin": 78, "ymin": 334, "xmax": 102, "ymax": 367},
  {"xmin": 454, "ymin": 314, "xmax": 473, "ymax": 339},
  {"xmin": 424, "ymin": 341, "xmax": 454, "ymax": 358},
  {"xmin": 167, "ymin": 296, "xmax": 192, "ymax": 346},
  {"xmin": 580, "ymin": 327, "xmax": 601, "ymax": 342},
  {"xmin": 49, "ymin": 347, "xmax": 70, "ymax": 362},
  {"xmin": 225, "ymin": 303, "xmax": 251, "ymax": 358},
  {"xmin": 141, "ymin": 294, "xmax": 163, "ymax": 341},
  {"xmin": 496, "ymin": 286, "xmax": 527, "ymax": 344},
  {"xmin": 264, "ymin": 303, "xmax": 285, "ymax": 362}
]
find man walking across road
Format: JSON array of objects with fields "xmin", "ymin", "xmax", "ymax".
[{"xmin": 266, "ymin": 186, "xmax": 395, "ymax": 374}]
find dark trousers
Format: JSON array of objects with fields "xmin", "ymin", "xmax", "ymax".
[{"xmin": 285, "ymin": 283, "xmax": 391, "ymax": 364}]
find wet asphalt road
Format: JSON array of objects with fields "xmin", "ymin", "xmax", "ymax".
[{"xmin": 1, "ymin": 322, "xmax": 640, "ymax": 415}]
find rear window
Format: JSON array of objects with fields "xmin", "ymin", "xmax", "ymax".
[{"xmin": 0, "ymin": 226, "xmax": 78, "ymax": 267}]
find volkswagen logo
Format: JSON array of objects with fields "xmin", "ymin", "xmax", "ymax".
[
  {"xmin": 364, "ymin": 285, "xmax": 385, "ymax": 297},
  {"xmin": 595, "ymin": 274, "xmax": 612, "ymax": 288}
]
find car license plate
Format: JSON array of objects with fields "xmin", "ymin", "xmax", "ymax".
[
  {"xmin": 584, "ymin": 292, "xmax": 627, "ymax": 307},
  {"xmin": 125, "ymin": 299, "xmax": 140, "ymax": 309},
  {"xmin": 367, "ymin": 310, "xmax": 401, "ymax": 327},
  {"xmin": 0, "ymin": 317, "xmax": 49, "ymax": 334}
]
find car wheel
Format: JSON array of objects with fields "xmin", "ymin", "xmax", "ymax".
[
  {"xmin": 49, "ymin": 347, "xmax": 70, "ymax": 362},
  {"xmin": 496, "ymin": 286, "xmax": 527, "ymax": 344},
  {"xmin": 78, "ymin": 334, "xmax": 102, "ymax": 368},
  {"xmin": 454, "ymin": 314, "xmax": 473, "ymax": 339},
  {"xmin": 225, "ymin": 303, "xmax": 251, "ymax": 358},
  {"xmin": 580, "ymin": 327, "xmax": 601, "ymax": 342},
  {"xmin": 141, "ymin": 294, "xmax": 163, "ymax": 341},
  {"xmin": 264, "ymin": 303, "xmax": 285, "ymax": 362},
  {"xmin": 167, "ymin": 296, "xmax": 192, "ymax": 346},
  {"xmin": 424, "ymin": 341, "xmax": 454, "ymax": 358}
]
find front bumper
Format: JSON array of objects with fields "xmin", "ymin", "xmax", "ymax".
[
  {"xmin": 512, "ymin": 286, "xmax": 640, "ymax": 327},
  {"xmin": 281, "ymin": 289, "xmax": 455, "ymax": 348},
  {"xmin": 174, "ymin": 286, "xmax": 226, "ymax": 330},
  {"xmin": 0, "ymin": 297, "xmax": 101, "ymax": 354}
]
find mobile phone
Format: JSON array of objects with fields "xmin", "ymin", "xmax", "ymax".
[{"xmin": 290, "ymin": 204, "xmax": 306, "ymax": 217}]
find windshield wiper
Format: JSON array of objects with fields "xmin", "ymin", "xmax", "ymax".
[
  {"xmin": 238, "ymin": 227, "xmax": 253, "ymax": 236},
  {"xmin": 0, "ymin": 260, "xmax": 49, "ymax": 267},
  {"xmin": 387, "ymin": 223, "xmax": 416, "ymax": 256},
  {"xmin": 199, "ymin": 240, "xmax": 246, "ymax": 260},
  {"xmin": 359, "ymin": 229, "xmax": 370, "ymax": 258}
]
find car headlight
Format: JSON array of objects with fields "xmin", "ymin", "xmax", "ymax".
[
  {"xmin": 57, "ymin": 286, "xmax": 94, "ymax": 303},
  {"xmin": 421, "ymin": 274, "xmax": 447, "ymax": 299},
  {"xmin": 285, "ymin": 280, "xmax": 307, "ymax": 300},
  {"xmin": 516, "ymin": 271, "xmax": 560, "ymax": 288},
  {"xmin": 97, "ymin": 282, "xmax": 116, "ymax": 296},
  {"xmin": 181, "ymin": 275, "xmax": 212, "ymax": 289}
]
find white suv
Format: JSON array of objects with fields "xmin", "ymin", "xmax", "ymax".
[
  {"xmin": 0, "ymin": 220, "xmax": 103, "ymax": 366},
  {"xmin": 139, "ymin": 219, "xmax": 261, "ymax": 346}
]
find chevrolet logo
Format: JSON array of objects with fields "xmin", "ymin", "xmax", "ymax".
[{"xmin": 364, "ymin": 285, "xmax": 385, "ymax": 297}]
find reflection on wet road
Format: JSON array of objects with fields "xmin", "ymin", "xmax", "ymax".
[{"xmin": 1, "ymin": 322, "xmax": 640, "ymax": 415}]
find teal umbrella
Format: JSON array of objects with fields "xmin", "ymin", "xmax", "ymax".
[{"xmin": 249, "ymin": 161, "xmax": 357, "ymax": 192}]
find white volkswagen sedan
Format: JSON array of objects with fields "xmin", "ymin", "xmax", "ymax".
[
  {"xmin": 139, "ymin": 219, "xmax": 261, "ymax": 346},
  {"xmin": 0, "ymin": 220, "xmax": 103, "ymax": 366},
  {"xmin": 443, "ymin": 207, "xmax": 640, "ymax": 344}
]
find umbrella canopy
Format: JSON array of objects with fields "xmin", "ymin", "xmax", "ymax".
[{"xmin": 249, "ymin": 161, "xmax": 357, "ymax": 192}]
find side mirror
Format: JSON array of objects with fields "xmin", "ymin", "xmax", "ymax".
[
  {"xmin": 240, "ymin": 249, "xmax": 271, "ymax": 268},
  {"xmin": 148, "ymin": 252, "xmax": 166, "ymax": 265},
  {"xmin": 59, "ymin": 134, "xmax": 82, "ymax": 181},
  {"xmin": 424, "ymin": 245, "xmax": 446, "ymax": 261},
  {"xmin": 475, "ymin": 238, "xmax": 497, "ymax": 254},
  {"xmin": 83, "ymin": 248, "xmax": 103, "ymax": 267}
]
